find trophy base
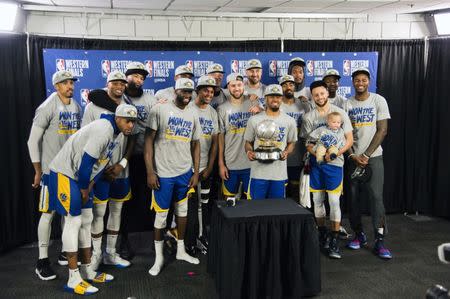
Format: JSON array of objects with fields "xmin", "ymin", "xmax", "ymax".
[{"xmin": 254, "ymin": 148, "xmax": 282, "ymax": 162}]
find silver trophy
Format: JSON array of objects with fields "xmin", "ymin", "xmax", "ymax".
[{"xmin": 254, "ymin": 119, "xmax": 282, "ymax": 162}]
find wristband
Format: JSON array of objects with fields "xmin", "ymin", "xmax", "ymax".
[
  {"xmin": 362, "ymin": 153, "xmax": 370, "ymax": 159},
  {"xmin": 119, "ymin": 158, "xmax": 128, "ymax": 168},
  {"xmin": 348, "ymin": 153, "xmax": 355, "ymax": 160}
]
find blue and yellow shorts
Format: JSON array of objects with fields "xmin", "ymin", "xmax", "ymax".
[
  {"xmin": 309, "ymin": 159, "xmax": 343, "ymax": 194},
  {"xmin": 222, "ymin": 168, "xmax": 250, "ymax": 197},
  {"xmin": 151, "ymin": 170, "xmax": 195, "ymax": 213},
  {"xmin": 248, "ymin": 178, "xmax": 286, "ymax": 200},
  {"xmin": 92, "ymin": 177, "xmax": 131, "ymax": 204},
  {"xmin": 48, "ymin": 171, "xmax": 93, "ymax": 216},
  {"xmin": 38, "ymin": 174, "xmax": 51, "ymax": 213}
]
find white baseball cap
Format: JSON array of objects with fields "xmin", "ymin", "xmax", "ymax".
[
  {"xmin": 107, "ymin": 71, "xmax": 127, "ymax": 83},
  {"xmin": 175, "ymin": 65, "xmax": 194, "ymax": 76},
  {"xmin": 115, "ymin": 104, "xmax": 138, "ymax": 119},
  {"xmin": 52, "ymin": 70, "xmax": 78, "ymax": 85},
  {"xmin": 175, "ymin": 78, "xmax": 195, "ymax": 90}
]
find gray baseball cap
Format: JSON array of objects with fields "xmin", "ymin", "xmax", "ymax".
[
  {"xmin": 264, "ymin": 84, "xmax": 283, "ymax": 97},
  {"xmin": 207, "ymin": 63, "xmax": 225, "ymax": 74},
  {"xmin": 52, "ymin": 70, "xmax": 78, "ymax": 85},
  {"xmin": 107, "ymin": 71, "xmax": 127, "ymax": 83},
  {"xmin": 196, "ymin": 75, "xmax": 217, "ymax": 89},
  {"xmin": 278, "ymin": 74, "xmax": 295, "ymax": 86},
  {"xmin": 246, "ymin": 59, "xmax": 262, "ymax": 70},
  {"xmin": 226, "ymin": 73, "xmax": 244, "ymax": 84},
  {"xmin": 175, "ymin": 65, "xmax": 194, "ymax": 76},
  {"xmin": 115, "ymin": 104, "xmax": 138, "ymax": 119},
  {"xmin": 352, "ymin": 67, "xmax": 370, "ymax": 79},
  {"xmin": 322, "ymin": 69, "xmax": 341, "ymax": 80},
  {"xmin": 175, "ymin": 78, "xmax": 195, "ymax": 91},
  {"xmin": 125, "ymin": 61, "xmax": 149, "ymax": 77}
]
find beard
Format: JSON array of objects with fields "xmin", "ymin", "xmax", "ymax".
[
  {"xmin": 283, "ymin": 91, "xmax": 294, "ymax": 99},
  {"xmin": 176, "ymin": 94, "xmax": 191, "ymax": 106},
  {"xmin": 230, "ymin": 91, "xmax": 244, "ymax": 100},
  {"xmin": 126, "ymin": 82, "xmax": 143, "ymax": 97},
  {"xmin": 269, "ymin": 107, "xmax": 280, "ymax": 112},
  {"xmin": 315, "ymin": 99, "xmax": 328, "ymax": 107}
]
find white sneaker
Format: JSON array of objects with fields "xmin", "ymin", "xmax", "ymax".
[
  {"xmin": 90, "ymin": 253, "xmax": 102, "ymax": 271},
  {"xmin": 103, "ymin": 252, "xmax": 131, "ymax": 268}
]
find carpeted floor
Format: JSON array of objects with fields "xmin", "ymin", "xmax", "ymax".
[{"xmin": 1, "ymin": 214, "xmax": 450, "ymax": 299}]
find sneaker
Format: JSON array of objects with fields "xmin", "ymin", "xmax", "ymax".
[
  {"xmin": 373, "ymin": 237, "xmax": 393, "ymax": 259},
  {"xmin": 103, "ymin": 252, "xmax": 131, "ymax": 268},
  {"xmin": 90, "ymin": 253, "xmax": 102, "ymax": 271},
  {"xmin": 119, "ymin": 238, "xmax": 135, "ymax": 261},
  {"xmin": 35, "ymin": 258, "xmax": 57, "ymax": 280},
  {"xmin": 328, "ymin": 237, "xmax": 342, "ymax": 259},
  {"xmin": 318, "ymin": 228, "xmax": 329, "ymax": 249},
  {"xmin": 196, "ymin": 236, "xmax": 208, "ymax": 255},
  {"xmin": 339, "ymin": 226, "xmax": 351, "ymax": 240},
  {"xmin": 347, "ymin": 231, "xmax": 368, "ymax": 250},
  {"xmin": 58, "ymin": 252, "xmax": 68, "ymax": 266}
]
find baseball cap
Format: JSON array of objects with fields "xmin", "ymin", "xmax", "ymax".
[
  {"xmin": 175, "ymin": 78, "xmax": 195, "ymax": 91},
  {"xmin": 246, "ymin": 59, "xmax": 262, "ymax": 70},
  {"xmin": 175, "ymin": 65, "xmax": 194, "ymax": 76},
  {"xmin": 107, "ymin": 71, "xmax": 127, "ymax": 83},
  {"xmin": 115, "ymin": 104, "xmax": 138, "ymax": 119},
  {"xmin": 207, "ymin": 63, "xmax": 225, "ymax": 74},
  {"xmin": 226, "ymin": 73, "xmax": 244, "ymax": 84},
  {"xmin": 264, "ymin": 84, "xmax": 283, "ymax": 97},
  {"xmin": 322, "ymin": 69, "xmax": 341, "ymax": 80},
  {"xmin": 288, "ymin": 57, "xmax": 306, "ymax": 74},
  {"xmin": 278, "ymin": 74, "xmax": 295, "ymax": 86},
  {"xmin": 351, "ymin": 67, "xmax": 370, "ymax": 79},
  {"xmin": 52, "ymin": 70, "xmax": 78, "ymax": 85},
  {"xmin": 125, "ymin": 61, "xmax": 149, "ymax": 77},
  {"xmin": 196, "ymin": 75, "xmax": 217, "ymax": 89}
]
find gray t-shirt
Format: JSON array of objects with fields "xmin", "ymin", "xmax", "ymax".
[
  {"xmin": 193, "ymin": 104, "xmax": 219, "ymax": 171},
  {"xmin": 32, "ymin": 92, "xmax": 81, "ymax": 174},
  {"xmin": 125, "ymin": 92, "xmax": 158, "ymax": 154},
  {"xmin": 148, "ymin": 101, "xmax": 201, "ymax": 177},
  {"xmin": 347, "ymin": 93, "xmax": 391, "ymax": 157},
  {"xmin": 49, "ymin": 119, "xmax": 121, "ymax": 182},
  {"xmin": 155, "ymin": 86, "xmax": 197, "ymax": 102},
  {"xmin": 244, "ymin": 112, "xmax": 297, "ymax": 181},
  {"xmin": 280, "ymin": 99, "xmax": 307, "ymax": 167},
  {"xmin": 301, "ymin": 104, "xmax": 353, "ymax": 139},
  {"xmin": 308, "ymin": 126, "xmax": 346, "ymax": 167},
  {"xmin": 217, "ymin": 97, "xmax": 253, "ymax": 170},
  {"xmin": 81, "ymin": 100, "xmax": 128, "ymax": 178},
  {"xmin": 244, "ymin": 82, "xmax": 266, "ymax": 108},
  {"xmin": 210, "ymin": 88, "xmax": 228, "ymax": 110}
]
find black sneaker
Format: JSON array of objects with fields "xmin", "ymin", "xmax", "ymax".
[
  {"xmin": 196, "ymin": 236, "xmax": 208, "ymax": 255},
  {"xmin": 119, "ymin": 238, "xmax": 135, "ymax": 261},
  {"xmin": 58, "ymin": 252, "xmax": 68, "ymax": 266},
  {"xmin": 318, "ymin": 227, "xmax": 329, "ymax": 249},
  {"xmin": 328, "ymin": 237, "xmax": 342, "ymax": 259},
  {"xmin": 338, "ymin": 226, "xmax": 351, "ymax": 240},
  {"xmin": 35, "ymin": 258, "xmax": 57, "ymax": 280}
]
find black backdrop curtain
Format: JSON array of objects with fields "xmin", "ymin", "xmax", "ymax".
[
  {"xmin": 0, "ymin": 34, "xmax": 35, "ymax": 252},
  {"xmin": 2, "ymin": 34, "xmax": 436, "ymax": 252}
]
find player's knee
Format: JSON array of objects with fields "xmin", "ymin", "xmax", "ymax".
[
  {"xmin": 62, "ymin": 214, "xmax": 82, "ymax": 252},
  {"xmin": 175, "ymin": 200, "xmax": 188, "ymax": 217},
  {"xmin": 154, "ymin": 211, "xmax": 168, "ymax": 229},
  {"xmin": 107, "ymin": 201, "xmax": 123, "ymax": 231}
]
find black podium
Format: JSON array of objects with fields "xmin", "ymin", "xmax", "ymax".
[{"xmin": 207, "ymin": 198, "xmax": 321, "ymax": 299}]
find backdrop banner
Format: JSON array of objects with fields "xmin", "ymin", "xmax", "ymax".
[{"xmin": 43, "ymin": 49, "xmax": 378, "ymax": 108}]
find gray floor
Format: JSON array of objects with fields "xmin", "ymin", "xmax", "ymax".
[{"xmin": 1, "ymin": 215, "xmax": 450, "ymax": 299}]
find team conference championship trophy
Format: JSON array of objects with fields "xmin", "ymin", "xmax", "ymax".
[{"xmin": 254, "ymin": 119, "xmax": 282, "ymax": 162}]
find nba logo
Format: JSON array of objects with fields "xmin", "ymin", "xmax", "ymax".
[
  {"xmin": 145, "ymin": 60, "xmax": 153, "ymax": 77},
  {"xmin": 231, "ymin": 60, "xmax": 239, "ymax": 73},
  {"xmin": 306, "ymin": 60, "xmax": 314, "ymax": 76},
  {"xmin": 343, "ymin": 60, "xmax": 351, "ymax": 76},
  {"xmin": 80, "ymin": 89, "xmax": 90, "ymax": 107},
  {"xmin": 269, "ymin": 60, "xmax": 277, "ymax": 77},
  {"xmin": 185, "ymin": 60, "xmax": 194, "ymax": 71},
  {"xmin": 56, "ymin": 59, "xmax": 65, "ymax": 71},
  {"xmin": 101, "ymin": 60, "xmax": 111, "ymax": 78}
]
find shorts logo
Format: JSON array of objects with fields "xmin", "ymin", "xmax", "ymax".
[
  {"xmin": 269, "ymin": 60, "xmax": 277, "ymax": 77},
  {"xmin": 145, "ymin": 60, "xmax": 153, "ymax": 77},
  {"xmin": 56, "ymin": 59, "xmax": 65, "ymax": 71},
  {"xmin": 101, "ymin": 60, "xmax": 111, "ymax": 78},
  {"xmin": 231, "ymin": 60, "xmax": 239, "ymax": 73},
  {"xmin": 80, "ymin": 89, "xmax": 90, "ymax": 106},
  {"xmin": 60, "ymin": 193, "xmax": 68, "ymax": 201}
]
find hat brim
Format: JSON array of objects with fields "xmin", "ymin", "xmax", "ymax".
[
  {"xmin": 322, "ymin": 74, "xmax": 341, "ymax": 80},
  {"xmin": 176, "ymin": 72, "xmax": 194, "ymax": 76},
  {"xmin": 280, "ymin": 80, "xmax": 295, "ymax": 85},
  {"xmin": 265, "ymin": 93, "xmax": 283, "ymax": 97},
  {"xmin": 289, "ymin": 60, "xmax": 306, "ymax": 68},
  {"xmin": 351, "ymin": 70, "xmax": 370, "ymax": 79},
  {"xmin": 208, "ymin": 70, "xmax": 225, "ymax": 74},
  {"xmin": 245, "ymin": 66, "xmax": 262, "ymax": 71},
  {"xmin": 108, "ymin": 79, "xmax": 128, "ymax": 83},
  {"xmin": 54, "ymin": 77, "xmax": 78, "ymax": 85},
  {"xmin": 125, "ymin": 69, "xmax": 149, "ymax": 78},
  {"xmin": 196, "ymin": 84, "xmax": 216, "ymax": 90}
]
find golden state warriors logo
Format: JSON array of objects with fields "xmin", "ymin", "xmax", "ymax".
[{"xmin": 60, "ymin": 193, "xmax": 68, "ymax": 201}]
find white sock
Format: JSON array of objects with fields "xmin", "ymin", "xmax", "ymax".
[
  {"xmin": 377, "ymin": 228, "xmax": 384, "ymax": 236},
  {"xmin": 149, "ymin": 240, "xmax": 164, "ymax": 276},
  {"xmin": 106, "ymin": 234, "xmax": 118, "ymax": 255},
  {"xmin": 37, "ymin": 212, "xmax": 54, "ymax": 259},
  {"xmin": 68, "ymin": 268, "xmax": 82, "ymax": 287},
  {"xmin": 171, "ymin": 217, "xmax": 177, "ymax": 229},
  {"xmin": 80, "ymin": 263, "xmax": 96, "ymax": 280},
  {"xmin": 176, "ymin": 239, "xmax": 199, "ymax": 264},
  {"xmin": 91, "ymin": 235, "xmax": 102, "ymax": 256}
]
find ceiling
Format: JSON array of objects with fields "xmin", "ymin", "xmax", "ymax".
[{"xmin": 17, "ymin": 0, "xmax": 450, "ymax": 15}]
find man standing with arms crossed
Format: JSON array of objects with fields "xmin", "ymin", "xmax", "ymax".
[{"xmin": 28, "ymin": 70, "xmax": 81, "ymax": 280}]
